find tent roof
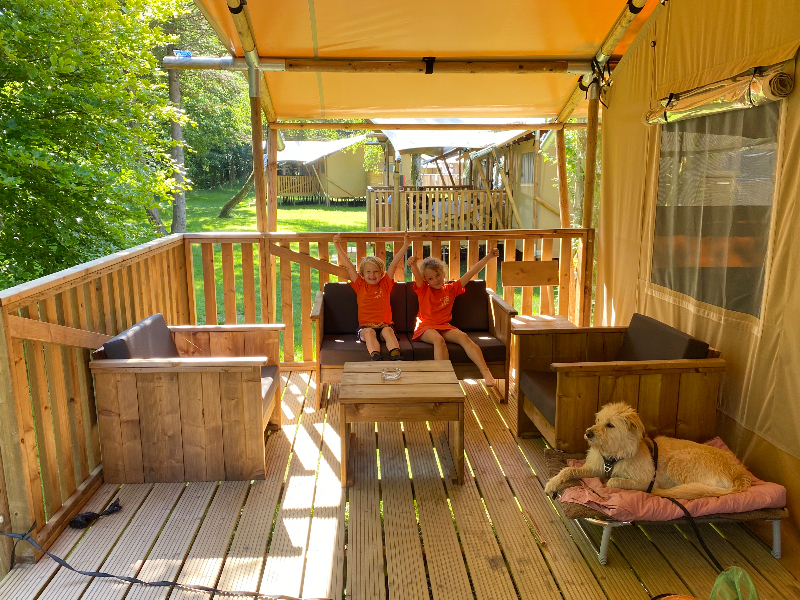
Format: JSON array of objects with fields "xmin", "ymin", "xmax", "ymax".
[
  {"xmin": 275, "ymin": 135, "xmax": 367, "ymax": 163},
  {"xmin": 196, "ymin": 0, "xmax": 655, "ymax": 119},
  {"xmin": 375, "ymin": 118, "xmax": 539, "ymax": 153}
]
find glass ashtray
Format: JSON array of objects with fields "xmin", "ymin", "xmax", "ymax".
[{"xmin": 381, "ymin": 367, "xmax": 402, "ymax": 380}]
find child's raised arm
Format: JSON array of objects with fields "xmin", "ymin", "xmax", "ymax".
[
  {"xmin": 460, "ymin": 247, "xmax": 500, "ymax": 287},
  {"xmin": 386, "ymin": 233, "xmax": 411, "ymax": 279},
  {"xmin": 333, "ymin": 233, "xmax": 359, "ymax": 281},
  {"xmin": 407, "ymin": 255, "xmax": 424, "ymax": 286}
]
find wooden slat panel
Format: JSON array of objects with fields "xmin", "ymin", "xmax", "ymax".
[
  {"xmin": 521, "ymin": 238, "xmax": 535, "ymax": 315},
  {"xmin": 598, "ymin": 374, "xmax": 640, "ymax": 409},
  {"xmin": 183, "ymin": 241, "xmax": 198, "ymax": 325},
  {"xmin": 160, "ymin": 250, "xmax": 174, "ymax": 322},
  {"xmin": 637, "ymin": 373, "xmax": 680, "ymax": 438},
  {"xmin": 356, "ymin": 240, "xmax": 367, "ymax": 265},
  {"xmin": 137, "ymin": 373, "xmax": 184, "ymax": 482},
  {"xmin": 117, "ymin": 372, "xmax": 144, "ymax": 483},
  {"xmin": 201, "ymin": 243, "xmax": 218, "ymax": 325},
  {"xmin": 221, "ymin": 243, "xmax": 237, "ymax": 325},
  {"xmin": 88, "ymin": 277, "xmax": 102, "ymax": 333},
  {"xmin": 318, "ymin": 240, "xmax": 330, "ymax": 288},
  {"xmin": 94, "ymin": 373, "xmax": 125, "ymax": 483},
  {"xmin": 555, "ymin": 375, "xmax": 599, "ymax": 452},
  {"xmin": 220, "ymin": 371, "xmax": 247, "ymax": 480},
  {"xmin": 241, "ymin": 243, "xmax": 256, "ymax": 324},
  {"xmin": 540, "ymin": 239, "xmax": 554, "ymax": 315},
  {"xmin": 178, "ymin": 372, "xmax": 206, "ymax": 481},
  {"xmin": 299, "ymin": 241, "xmax": 313, "ymax": 361},
  {"xmin": 120, "ymin": 267, "xmax": 134, "ymax": 328},
  {"xmin": 430, "ymin": 239, "xmax": 441, "ymax": 262},
  {"xmin": 100, "ymin": 274, "xmax": 115, "ymax": 335},
  {"xmin": 559, "ymin": 237, "xmax": 571, "ymax": 318},
  {"xmin": 676, "ymin": 372, "xmax": 719, "ymax": 442},
  {"xmin": 467, "ymin": 239, "xmax": 479, "ymax": 280},
  {"xmin": 41, "ymin": 298, "xmax": 77, "ymax": 500},
  {"xmin": 503, "ymin": 238, "xmax": 516, "ymax": 305},
  {"xmin": 279, "ymin": 243, "xmax": 295, "ymax": 362},
  {"xmin": 111, "ymin": 269, "xmax": 124, "ymax": 333},
  {"xmin": 60, "ymin": 291, "xmax": 89, "ymax": 483},
  {"xmin": 392, "ymin": 241, "xmax": 404, "ymax": 282},
  {"xmin": 485, "ymin": 239, "xmax": 498, "ymax": 292},
  {"xmin": 168, "ymin": 244, "xmax": 180, "ymax": 322},
  {"xmin": 129, "ymin": 261, "xmax": 144, "ymax": 322},
  {"xmin": 448, "ymin": 240, "xmax": 460, "ymax": 280},
  {"xmin": 73, "ymin": 285, "xmax": 101, "ymax": 468},
  {"xmin": 501, "ymin": 260, "xmax": 560, "ymax": 288},
  {"xmin": 202, "ymin": 371, "xmax": 225, "ymax": 480}
]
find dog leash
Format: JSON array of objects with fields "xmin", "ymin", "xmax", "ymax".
[
  {"xmin": 643, "ymin": 438, "xmax": 724, "ymax": 573},
  {"xmin": 0, "ymin": 525, "xmax": 330, "ymax": 600}
]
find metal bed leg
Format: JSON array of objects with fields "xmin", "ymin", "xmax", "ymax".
[
  {"xmin": 598, "ymin": 524, "xmax": 613, "ymax": 565},
  {"xmin": 771, "ymin": 520, "xmax": 782, "ymax": 559}
]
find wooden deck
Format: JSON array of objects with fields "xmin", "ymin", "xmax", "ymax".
[{"xmin": 1, "ymin": 369, "xmax": 798, "ymax": 600}]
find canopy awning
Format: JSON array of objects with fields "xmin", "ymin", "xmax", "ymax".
[
  {"xmin": 374, "ymin": 118, "xmax": 540, "ymax": 154},
  {"xmin": 195, "ymin": 0, "xmax": 656, "ymax": 119},
  {"xmin": 274, "ymin": 135, "xmax": 367, "ymax": 163}
]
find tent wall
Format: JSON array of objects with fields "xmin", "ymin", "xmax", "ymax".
[
  {"xmin": 321, "ymin": 145, "xmax": 367, "ymax": 198},
  {"xmin": 596, "ymin": 0, "xmax": 800, "ymax": 575}
]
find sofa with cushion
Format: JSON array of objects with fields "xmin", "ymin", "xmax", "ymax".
[
  {"xmin": 311, "ymin": 280, "xmax": 517, "ymax": 399},
  {"xmin": 515, "ymin": 313, "xmax": 726, "ymax": 453},
  {"xmin": 90, "ymin": 313, "xmax": 284, "ymax": 483}
]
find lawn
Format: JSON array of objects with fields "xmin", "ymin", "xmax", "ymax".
[{"xmin": 174, "ymin": 181, "xmax": 541, "ymax": 360}]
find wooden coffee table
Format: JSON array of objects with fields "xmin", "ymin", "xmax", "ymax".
[{"xmin": 339, "ymin": 360, "xmax": 465, "ymax": 487}]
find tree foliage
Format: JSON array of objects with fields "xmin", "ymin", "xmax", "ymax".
[
  {"xmin": 0, "ymin": 0, "xmax": 184, "ymax": 288},
  {"xmin": 161, "ymin": 2, "xmax": 251, "ymax": 189}
]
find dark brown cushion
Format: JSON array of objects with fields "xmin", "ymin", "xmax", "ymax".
[
  {"xmin": 518, "ymin": 370, "xmax": 557, "ymax": 426},
  {"xmin": 406, "ymin": 279, "xmax": 490, "ymax": 333},
  {"xmin": 323, "ymin": 281, "xmax": 410, "ymax": 334},
  {"xmin": 97, "ymin": 313, "xmax": 179, "ymax": 359},
  {"xmin": 410, "ymin": 332, "xmax": 506, "ymax": 364},
  {"xmin": 319, "ymin": 333, "xmax": 414, "ymax": 365},
  {"xmin": 616, "ymin": 313, "xmax": 709, "ymax": 361}
]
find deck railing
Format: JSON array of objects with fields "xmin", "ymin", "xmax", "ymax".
[
  {"xmin": 0, "ymin": 228, "xmax": 593, "ymax": 575},
  {"xmin": 367, "ymin": 187, "xmax": 511, "ymax": 232},
  {"xmin": 277, "ymin": 175, "xmax": 316, "ymax": 197}
]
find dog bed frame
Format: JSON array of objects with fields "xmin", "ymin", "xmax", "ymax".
[{"xmin": 544, "ymin": 449, "xmax": 788, "ymax": 565}]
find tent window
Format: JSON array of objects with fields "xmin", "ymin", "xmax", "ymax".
[
  {"xmin": 520, "ymin": 152, "xmax": 535, "ymax": 184},
  {"xmin": 652, "ymin": 102, "xmax": 779, "ymax": 317}
]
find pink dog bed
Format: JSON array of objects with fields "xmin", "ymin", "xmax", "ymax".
[{"xmin": 558, "ymin": 437, "xmax": 786, "ymax": 521}]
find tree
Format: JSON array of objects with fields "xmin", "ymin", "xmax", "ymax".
[{"xmin": 0, "ymin": 0, "xmax": 185, "ymax": 289}]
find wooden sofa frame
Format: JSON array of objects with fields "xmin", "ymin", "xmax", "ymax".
[
  {"xmin": 90, "ymin": 324, "xmax": 284, "ymax": 483},
  {"xmin": 515, "ymin": 326, "xmax": 726, "ymax": 453},
  {"xmin": 311, "ymin": 287, "xmax": 517, "ymax": 402}
]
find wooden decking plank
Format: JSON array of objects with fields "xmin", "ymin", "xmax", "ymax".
[
  {"xmin": 36, "ymin": 483, "xmax": 154, "ymax": 600},
  {"xmin": 168, "ymin": 481, "xmax": 251, "ymax": 600},
  {"xmin": 0, "ymin": 484, "xmax": 120, "ymax": 600},
  {"xmin": 125, "ymin": 481, "xmax": 217, "ymax": 600},
  {"xmin": 301, "ymin": 385, "xmax": 346, "ymax": 600},
  {"xmin": 465, "ymin": 382, "xmax": 606, "ymax": 600},
  {"xmin": 460, "ymin": 396, "xmax": 562, "ymax": 600},
  {"xmin": 428, "ymin": 421, "xmax": 518, "ymax": 600},
  {"xmin": 714, "ymin": 523, "xmax": 800, "ymax": 599},
  {"xmin": 404, "ymin": 422, "xmax": 474, "ymax": 600},
  {"xmin": 80, "ymin": 482, "xmax": 185, "ymax": 600},
  {"xmin": 261, "ymin": 379, "xmax": 324, "ymax": 597},
  {"xmin": 638, "ymin": 524, "xmax": 719, "ymax": 599},
  {"xmin": 376, "ymin": 422, "xmax": 429, "ymax": 600},
  {"xmin": 214, "ymin": 371, "xmax": 310, "ymax": 596},
  {"xmin": 677, "ymin": 523, "xmax": 789, "ymax": 600},
  {"xmin": 348, "ymin": 420, "xmax": 386, "ymax": 600},
  {"xmin": 610, "ymin": 525, "xmax": 692, "ymax": 596}
]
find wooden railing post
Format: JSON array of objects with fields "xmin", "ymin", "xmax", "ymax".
[{"xmin": 0, "ymin": 310, "xmax": 39, "ymax": 563}]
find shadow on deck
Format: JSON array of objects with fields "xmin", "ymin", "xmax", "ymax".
[{"xmin": 1, "ymin": 370, "xmax": 798, "ymax": 600}]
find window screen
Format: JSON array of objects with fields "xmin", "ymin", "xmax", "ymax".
[
  {"xmin": 652, "ymin": 102, "xmax": 779, "ymax": 317},
  {"xmin": 520, "ymin": 152, "xmax": 535, "ymax": 184}
]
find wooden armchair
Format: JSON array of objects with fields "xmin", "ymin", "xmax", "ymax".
[
  {"xmin": 515, "ymin": 314, "xmax": 726, "ymax": 453},
  {"xmin": 90, "ymin": 314, "xmax": 284, "ymax": 483}
]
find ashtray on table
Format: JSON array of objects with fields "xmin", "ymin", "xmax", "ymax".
[{"xmin": 381, "ymin": 367, "xmax": 401, "ymax": 380}]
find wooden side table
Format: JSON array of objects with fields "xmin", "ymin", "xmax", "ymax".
[{"xmin": 339, "ymin": 360, "xmax": 465, "ymax": 487}]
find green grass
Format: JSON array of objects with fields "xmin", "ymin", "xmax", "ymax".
[{"xmin": 177, "ymin": 181, "xmax": 542, "ymax": 360}]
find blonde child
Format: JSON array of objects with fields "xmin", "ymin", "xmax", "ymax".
[
  {"xmin": 407, "ymin": 247, "xmax": 501, "ymax": 386},
  {"xmin": 333, "ymin": 233, "xmax": 411, "ymax": 360}
]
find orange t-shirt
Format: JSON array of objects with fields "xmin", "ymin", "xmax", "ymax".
[
  {"xmin": 350, "ymin": 274, "xmax": 395, "ymax": 326},
  {"xmin": 412, "ymin": 280, "xmax": 465, "ymax": 339}
]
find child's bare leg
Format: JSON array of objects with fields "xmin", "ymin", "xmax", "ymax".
[
  {"xmin": 442, "ymin": 329, "xmax": 496, "ymax": 386},
  {"xmin": 381, "ymin": 327, "xmax": 399, "ymax": 351},
  {"xmin": 419, "ymin": 329, "xmax": 448, "ymax": 360},
  {"xmin": 360, "ymin": 328, "xmax": 381, "ymax": 354}
]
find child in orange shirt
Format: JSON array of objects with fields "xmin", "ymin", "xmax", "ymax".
[
  {"xmin": 407, "ymin": 247, "xmax": 501, "ymax": 385},
  {"xmin": 333, "ymin": 233, "xmax": 411, "ymax": 360}
]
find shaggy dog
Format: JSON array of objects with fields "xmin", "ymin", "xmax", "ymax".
[{"xmin": 543, "ymin": 402, "xmax": 752, "ymax": 500}]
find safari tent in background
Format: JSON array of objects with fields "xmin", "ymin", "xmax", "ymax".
[{"xmin": 2, "ymin": 0, "xmax": 800, "ymax": 596}]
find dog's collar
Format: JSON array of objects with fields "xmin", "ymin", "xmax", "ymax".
[{"xmin": 601, "ymin": 456, "xmax": 618, "ymax": 478}]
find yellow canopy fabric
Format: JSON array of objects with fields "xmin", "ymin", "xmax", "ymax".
[{"xmin": 196, "ymin": 0, "xmax": 654, "ymax": 119}]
